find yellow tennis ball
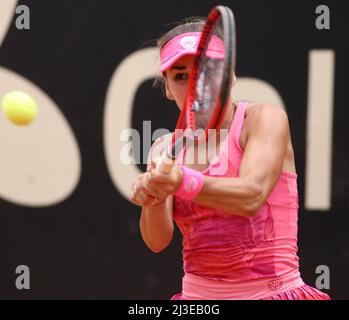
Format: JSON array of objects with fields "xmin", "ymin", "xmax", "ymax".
[{"xmin": 2, "ymin": 91, "xmax": 38, "ymax": 126}]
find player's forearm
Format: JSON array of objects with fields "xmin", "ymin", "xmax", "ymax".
[
  {"xmin": 140, "ymin": 203, "xmax": 174, "ymax": 253},
  {"xmin": 194, "ymin": 176, "xmax": 263, "ymax": 216}
]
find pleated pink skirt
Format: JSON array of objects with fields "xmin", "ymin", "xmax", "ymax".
[
  {"xmin": 261, "ymin": 284, "xmax": 331, "ymax": 300},
  {"xmin": 171, "ymin": 284, "xmax": 331, "ymax": 300}
]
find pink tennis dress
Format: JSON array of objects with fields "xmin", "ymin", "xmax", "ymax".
[{"xmin": 171, "ymin": 101, "xmax": 331, "ymax": 300}]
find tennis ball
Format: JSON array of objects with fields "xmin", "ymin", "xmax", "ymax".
[{"xmin": 1, "ymin": 91, "xmax": 38, "ymax": 126}]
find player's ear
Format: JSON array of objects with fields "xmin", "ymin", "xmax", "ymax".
[{"xmin": 164, "ymin": 78, "xmax": 174, "ymax": 101}]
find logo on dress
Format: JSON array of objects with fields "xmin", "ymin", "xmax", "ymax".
[
  {"xmin": 180, "ymin": 36, "xmax": 196, "ymax": 49},
  {"xmin": 267, "ymin": 278, "xmax": 283, "ymax": 291},
  {"xmin": 184, "ymin": 176, "xmax": 199, "ymax": 193}
]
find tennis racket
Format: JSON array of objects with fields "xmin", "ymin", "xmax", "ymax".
[{"xmin": 157, "ymin": 5, "xmax": 236, "ymax": 173}]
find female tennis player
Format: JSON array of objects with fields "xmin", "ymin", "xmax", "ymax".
[{"xmin": 130, "ymin": 17, "xmax": 331, "ymax": 300}]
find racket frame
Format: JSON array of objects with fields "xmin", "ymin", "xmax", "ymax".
[{"xmin": 158, "ymin": 6, "xmax": 236, "ymax": 173}]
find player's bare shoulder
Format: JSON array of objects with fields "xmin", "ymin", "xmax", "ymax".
[
  {"xmin": 244, "ymin": 102, "xmax": 288, "ymax": 128},
  {"xmin": 245, "ymin": 102, "xmax": 286, "ymax": 118},
  {"xmin": 240, "ymin": 102, "xmax": 289, "ymax": 149}
]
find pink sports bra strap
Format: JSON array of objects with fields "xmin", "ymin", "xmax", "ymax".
[{"xmin": 230, "ymin": 101, "xmax": 248, "ymax": 154}]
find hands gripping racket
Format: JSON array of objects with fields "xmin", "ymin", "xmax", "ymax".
[{"xmin": 157, "ymin": 6, "xmax": 236, "ymax": 173}]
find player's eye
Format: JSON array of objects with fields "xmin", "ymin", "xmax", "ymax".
[{"xmin": 174, "ymin": 73, "xmax": 188, "ymax": 81}]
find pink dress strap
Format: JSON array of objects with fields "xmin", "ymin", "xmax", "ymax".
[{"xmin": 227, "ymin": 101, "xmax": 248, "ymax": 161}]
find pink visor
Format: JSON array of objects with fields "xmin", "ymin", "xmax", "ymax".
[{"xmin": 159, "ymin": 32, "xmax": 225, "ymax": 72}]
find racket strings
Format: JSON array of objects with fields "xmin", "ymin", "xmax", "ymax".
[{"xmin": 168, "ymin": 6, "xmax": 236, "ymax": 162}]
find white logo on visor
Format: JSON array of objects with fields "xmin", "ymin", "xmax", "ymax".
[{"xmin": 180, "ymin": 36, "xmax": 196, "ymax": 49}]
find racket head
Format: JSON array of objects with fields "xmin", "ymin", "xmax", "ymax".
[
  {"xmin": 168, "ymin": 6, "xmax": 236, "ymax": 160},
  {"xmin": 185, "ymin": 6, "xmax": 236, "ymax": 139}
]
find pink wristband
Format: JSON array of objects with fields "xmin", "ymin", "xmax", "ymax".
[{"xmin": 174, "ymin": 165, "xmax": 204, "ymax": 200}]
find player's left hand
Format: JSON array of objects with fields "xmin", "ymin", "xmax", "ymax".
[{"xmin": 143, "ymin": 159, "xmax": 183, "ymax": 200}]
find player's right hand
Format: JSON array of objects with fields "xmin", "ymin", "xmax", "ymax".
[{"xmin": 130, "ymin": 173, "xmax": 165, "ymax": 208}]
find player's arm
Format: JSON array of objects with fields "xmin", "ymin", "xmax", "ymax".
[
  {"xmin": 195, "ymin": 105, "xmax": 289, "ymax": 216},
  {"xmin": 133, "ymin": 135, "xmax": 174, "ymax": 253}
]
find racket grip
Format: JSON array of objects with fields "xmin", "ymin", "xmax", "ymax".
[{"xmin": 157, "ymin": 145, "xmax": 175, "ymax": 174}]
